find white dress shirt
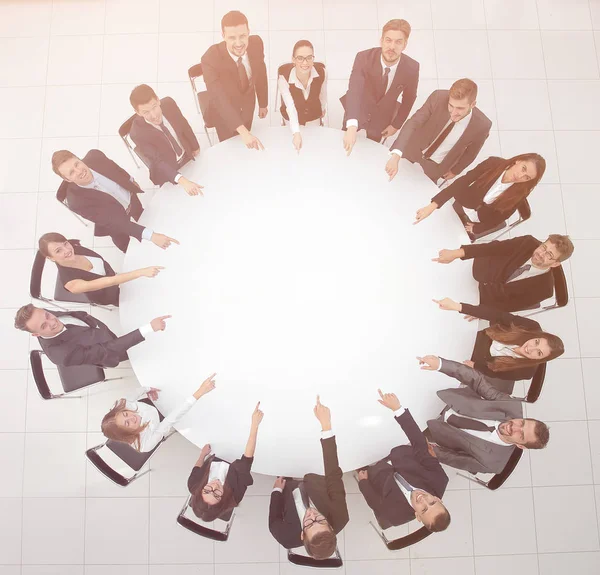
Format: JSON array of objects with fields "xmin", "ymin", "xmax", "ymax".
[
  {"xmin": 228, "ymin": 49, "xmax": 252, "ymax": 80},
  {"xmin": 393, "ymin": 473, "xmax": 417, "ymax": 507},
  {"xmin": 489, "ymin": 341, "xmax": 521, "ymax": 358},
  {"xmin": 86, "ymin": 256, "xmax": 107, "ymax": 276},
  {"xmin": 506, "ymin": 258, "xmax": 551, "ymax": 283},
  {"xmin": 208, "ymin": 460, "xmax": 230, "ymax": 483},
  {"xmin": 443, "ymin": 408, "xmax": 509, "ymax": 446},
  {"xmin": 462, "ymin": 171, "xmax": 512, "ymax": 223},
  {"xmin": 277, "ymin": 66, "xmax": 327, "ymax": 134}
]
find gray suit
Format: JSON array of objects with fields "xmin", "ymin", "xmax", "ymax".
[
  {"xmin": 427, "ymin": 359, "xmax": 523, "ymax": 475},
  {"xmin": 390, "ymin": 89, "xmax": 492, "ymax": 182}
]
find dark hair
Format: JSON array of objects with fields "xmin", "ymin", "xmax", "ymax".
[
  {"xmin": 38, "ymin": 232, "xmax": 68, "ymax": 258},
  {"xmin": 189, "ymin": 457, "xmax": 238, "ymax": 522},
  {"xmin": 292, "ymin": 39, "xmax": 314, "ymax": 59},
  {"xmin": 426, "ymin": 508, "xmax": 451, "ymax": 532},
  {"xmin": 221, "ymin": 10, "xmax": 248, "ymax": 33},
  {"xmin": 304, "ymin": 527, "xmax": 337, "ymax": 560},
  {"xmin": 14, "ymin": 304, "xmax": 36, "ymax": 332},
  {"xmin": 382, "ymin": 19, "xmax": 411, "ymax": 39},
  {"xmin": 546, "ymin": 233, "xmax": 574, "ymax": 262},
  {"xmin": 51, "ymin": 150, "xmax": 77, "ymax": 178},
  {"xmin": 526, "ymin": 419, "xmax": 550, "ymax": 449},
  {"xmin": 130, "ymin": 84, "xmax": 158, "ymax": 110}
]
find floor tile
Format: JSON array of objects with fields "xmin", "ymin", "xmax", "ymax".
[
  {"xmin": 498, "ymin": 131, "xmax": 559, "ymax": 184},
  {"xmin": 570, "ymin": 240, "xmax": 600, "ymax": 298},
  {"xmin": 538, "ymin": 0, "xmax": 593, "ymax": 29},
  {"xmin": 475, "ymin": 554, "xmax": 538, "ymax": 575},
  {"xmin": 158, "ymin": 32, "xmax": 214, "ymax": 83},
  {"xmin": 0, "ymin": 498, "xmax": 22, "ymax": 564},
  {"xmin": 0, "ymin": 370, "xmax": 27, "ymax": 432},
  {"xmin": 0, "ymin": 86, "xmax": 46, "ymax": 138},
  {"xmin": 510, "ymin": 183, "xmax": 566, "ymax": 239},
  {"xmin": 488, "ymin": 31, "xmax": 545, "ymax": 79},
  {"xmin": 582, "ymin": 358, "xmax": 600, "ymax": 419},
  {"xmin": 0, "ymin": 138, "xmax": 42, "ymax": 194},
  {"xmin": 0, "ymin": 37, "xmax": 49, "ymax": 87},
  {"xmin": 46, "ymin": 35, "xmax": 103, "ymax": 85},
  {"xmin": 434, "ymin": 30, "xmax": 491, "ymax": 78},
  {"xmin": 105, "ymin": 0, "xmax": 159, "ymax": 34},
  {"xmin": 50, "ymin": 0, "xmax": 106, "ymax": 36},
  {"xmin": 345, "ymin": 560, "xmax": 410, "ymax": 575},
  {"xmin": 324, "ymin": 30, "xmax": 381, "ymax": 80},
  {"xmin": 494, "ymin": 79, "xmax": 552, "ymax": 130},
  {"xmin": 538, "ymin": 552, "xmax": 600, "ymax": 575},
  {"xmin": 22, "ymin": 566, "xmax": 84, "ymax": 575},
  {"xmin": 213, "ymin": 0, "xmax": 270, "ymax": 31},
  {"xmin": 543, "ymin": 32, "xmax": 599, "ymax": 79},
  {"xmin": 215, "ymin": 565, "xmax": 279, "ymax": 575},
  {"xmin": 548, "ymin": 80, "xmax": 600, "ymax": 130},
  {"xmin": 588, "ymin": 420, "xmax": 600, "ymax": 483},
  {"xmin": 0, "ymin": 433, "xmax": 25, "ymax": 497},
  {"xmin": 534, "ymin": 485, "xmax": 600, "ymax": 552},
  {"xmin": 43, "ymin": 85, "xmax": 102, "ymax": 138},
  {"xmin": 0, "ymin": 308, "xmax": 31, "ymax": 370},
  {"xmin": 148, "ymin": 433, "xmax": 199, "ymax": 496},
  {"xmin": 483, "ymin": 0, "xmax": 539, "ymax": 29},
  {"xmin": 150, "ymin": 567, "xmax": 211, "ymax": 575},
  {"xmin": 411, "ymin": 557, "xmax": 475, "ymax": 575},
  {"xmin": 323, "ymin": 0, "xmax": 378, "ymax": 30},
  {"xmin": 431, "ymin": 0, "xmax": 486, "ymax": 29},
  {"xmin": 592, "ymin": 0, "xmax": 600, "ymax": 29},
  {"xmin": 562, "ymin": 185, "xmax": 600, "ymax": 240},
  {"xmin": 575, "ymin": 298, "xmax": 600, "ymax": 357},
  {"xmin": 555, "ymin": 131, "xmax": 600, "ymax": 184},
  {"xmin": 0, "ymin": 1, "xmax": 52, "ymax": 37},
  {"xmin": 159, "ymin": 0, "xmax": 214, "ymax": 33},
  {"xmin": 0, "ymin": 249, "xmax": 34, "ymax": 308},
  {"xmin": 102, "ymin": 34, "xmax": 159, "ymax": 84},
  {"xmin": 406, "ymin": 29, "xmax": 437, "ymax": 79},
  {"xmin": 269, "ymin": 0, "xmax": 324, "ymax": 30},
  {"xmin": 86, "ymin": 567, "xmax": 147, "ymax": 575}
]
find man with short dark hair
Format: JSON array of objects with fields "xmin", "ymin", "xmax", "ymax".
[
  {"xmin": 433, "ymin": 233, "xmax": 575, "ymax": 312},
  {"xmin": 269, "ymin": 396, "xmax": 349, "ymax": 560},
  {"xmin": 341, "ymin": 19, "xmax": 420, "ymax": 155},
  {"xmin": 14, "ymin": 304, "xmax": 170, "ymax": 368},
  {"xmin": 52, "ymin": 149, "xmax": 179, "ymax": 253},
  {"xmin": 386, "ymin": 78, "xmax": 491, "ymax": 184},
  {"xmin": 201, "ymin": 11, "xmax": 268, "ymax": 148},
  {"xmin": 417, "ymin": 355, "xmax": 550, "ymax": 474},
  {"xmin": 357, "ymin": 389, "xmax": 450, "ymax": 532},
  {"xmin": 129, "ymin": 84, "xmax": 203, "ymax": 195}
]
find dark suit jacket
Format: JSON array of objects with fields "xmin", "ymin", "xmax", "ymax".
[
  {"xmin": 201, "ymin": 36, "xmax": 268, "ymax": 140},
  {"xmin": 428, "ymin": 359, "xmax": 523, "ymax": 474},
  {"xmin": 461, "ymin": 302, "xmax": 543, "ymax": 381},
  {"xmin": 38, "ymin": 310, "xmax": 145, "ymax": 368},
  {"xmin": 358, "ymin": 409, "xmax": 448, "ymax": 527},
  {"xmin": 341, "ymin": 48, "xmax": 419, "ymax": 137},
  {"xmin": 269, "ymin": 436, "xmax": 349, "ymax": 550},
  {"xmin": 130, "ymin": 97, "xmax": 199, "ymax": 186},
  {"xmin": 460, "ymin": 235, "xmax": 555, "ymax": 312},
  {"xmin": 391, "ymin": 89, "xmax": 492, "ymax": 180},
  {"xmin": 64, "ymin": 150, "xmax": 144, "ymax": 252}
]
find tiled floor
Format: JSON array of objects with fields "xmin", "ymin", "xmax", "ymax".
[{"xmin": 0, "ymin": 0, "xmax": 599, "ymax": 573}]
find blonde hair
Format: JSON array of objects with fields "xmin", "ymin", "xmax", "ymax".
[
  {"xmin": 449, "ymin": 78, "xmax": 478, "ymax": 103},
  {"xmin": 382, "ymin": 19, "xmax": 411, "ymax": 39},
  {"xmin": 101, "ymin": 398, "xmax": 149, "ymax": 451}
]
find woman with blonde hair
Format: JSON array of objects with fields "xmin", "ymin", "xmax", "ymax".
[{"xmin": 101, "ymin": 373, "xmax": 217, "ymax": 452}]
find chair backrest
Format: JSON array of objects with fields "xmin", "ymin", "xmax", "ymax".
[
  {"xmin": 551, "ymin": 265, "xmax": 569, "ymax": 307},
  {"xmin": 187, "ymin": 63, "xmax": 212, "ymax": 127},
  {"xmin": 118, "ymin": 114, "xmax": 136, "ymax": 139},
  {"xmin": 29, "ymin": 350, "xmax": 53, "ymax": 400},
  {"xmin": 525, "ymin": 362, "xmax": 546, "ymax": 403},
  {"xmin": 517, "ymin": 198, "xmax": 531, "ymax": 221},
  {"xmin": 379, "ymin": 524, "xmax": 432, "ymax": 551},
  {"xmin": 287, "ymin": 547, "xmax": 343, "ymax": 569},
  {"xmin": 486, "ymin": 448, "xmax": 524, "ymax": 490},
  {"xmin": 188, "ymin": 62, "xmax": 203, "ymax": 81},
  {"xmin": 57, "ymin": 362, "xmax": 105, "ymax": 393},
  {"xmin": 176, "ymin": 494, "xmax": 234, "ymax": 541},
  {"xmin": 30, "ymin": 250, "xmax": 47, "ymax": 300},
  {"xmin": 53, "ymin": 277, "xmax": 91, "ymax": 304}
]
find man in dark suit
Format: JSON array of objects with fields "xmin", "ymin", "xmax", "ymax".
[
  {"xmin": 342, "ymin": 19, "xmax": 419, "ymax": 155},
  {"xmin": 417, "ymin": 355, "xmax": 550, "ymax": 474},
  {"xmin": 386, "ymin": 79, "xmax": 491, "ymax": 183},
  {"xmin": 269, "ymin": 396, "xmax": 349, "ymax": 560},
  {"xmin": 357, "ymin": 389, "xmax": 450, "ymax": 531},
  {"xmin": 201, "ymin": 11, "xmax": 268, "ymax": 148},
  {"xmin": 433, "ymin": 233, "xmax": 575, "ymax": 312},
  {"xmin": 52, "ymin": 149, "xmax": 179, "ymax": 253},
  {"xmin": 14, "ymin": 304, "xmax": 170, "ymax": 368},
  {"xmin": 129, "ymin": 84, "xmax": 204, "ymax": 195}
]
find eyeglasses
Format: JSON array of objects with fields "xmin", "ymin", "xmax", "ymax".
[
  {"xmin": 202, "ymin": 485, "xmax": 223, "ymax": 500},
  {"xmin": 303, "ymin": 515, "xmax": 327, "ymax": 530},
  {"xmin": 538, "ymin": 243, "xmax": 557, "ymax": 261},
  {"xmin": 294, "ymin": 55, "xmax": 314, "ymax": 63}
]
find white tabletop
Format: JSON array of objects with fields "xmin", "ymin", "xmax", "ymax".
[{"xmin": 120, "ymin": 126, "xmax": 478, "ymax": 477}]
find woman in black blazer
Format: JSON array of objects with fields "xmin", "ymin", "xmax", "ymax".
[
  {"xmin": 433, "ymin": 298, "xmax": 564, "ymax": 382},
  {"xmin": 188, "ymin": 403, "xmax": 263, "ymax": 522},
  {"xmin": 414, "ymin": 154, "xmax": 546, "ymax": 238},
  {"xmin": 38, "ymin": 232, "xmax": 163, "ymax": 306}
]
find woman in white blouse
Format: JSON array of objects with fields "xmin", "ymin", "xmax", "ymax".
[
  {"xmin": 413, "ymin": 154, "xmax": 546, "ymax": 239},
  {"xmin": 277, "ymin": 40, "xmax": 327, "ymax": 152},
  {"xmin": 38, "ymin": 232, "xmax": 163, "ymax": 306},
  {"xmin": 101, "ymin": 373, "xmax": 216, "ymax": 452}
]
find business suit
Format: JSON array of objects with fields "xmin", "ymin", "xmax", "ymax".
[
  {"xmin": 390, "ymin": 89, "xmax": 492, "ymax": 181},
  {"xmin": 63, "ymin": 150, "xmax": 144, "ymax": 253},
  {"xmin": 201, "ymin": 36, "xmax": 268, "ymax": 142},
  {"xmin": 340, "ymin": 48, "xmax": 420, "ymax": 141},
  {"xmin": 428, "ymin": 359, "xmax": 523, "ymax": 474},
  {"xmin": 38, "ymin": 310, "xmax": 145, "ymax": 368},
  {"xmin": 269, "ymin": 436, "xmax": 349, "ymax": 550},
  {"xmin": 460, "ymin": 235, "xmax": 555, "ymax": 312},
  {"xmin": 358, "ymin": 409, "xmax": 448, "ymax": 528},
  {"xmin": 130, "ymin": 97, "xmax": 200, "ymax": 186}
]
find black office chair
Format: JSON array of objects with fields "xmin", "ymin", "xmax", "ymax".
[
  {"xmin": 287, "ymin": 547, "xmax": 343, "ymax": 569},
  {"xmin": 118, "ymin": 114, "xmax": 152, "ymax": 170},
  {"xmin": 188, "ymin": 63, "xmax": 215, "ymax": 145},
  {"xmin": 456, "ymin": 447, "xmax": 524, "ymax": 490},
  {"xmin": 522, "ymin": 362, "xmax": 546, "ymax": 404},
  {"xmin": 523, "ymin": 265, "xmax": 569, "ymax": 317},
  {"xmin": 30, "ymin": 349, "xmax": 122, "ymax": 400},
  {"xmin": 370, "ymin": 522, "xmax": 432, "ymax": 550},
  {"xmin": 176, "ymin": 493, "xmax": 236, "ymax": 542},
  {"xmin": 56, "ymin": 180, "xmax": 89, "ymax": 226}
]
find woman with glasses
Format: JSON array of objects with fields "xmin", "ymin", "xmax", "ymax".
[
  {"xmin": 188, "ymin": 402, "xmax": 264, "ymax": 522},
  {"xmin": 38, "ymin": 232, "xmax": 163, "ymax": 307},
  {"xmin": 277, "ymin": 40, "xmax": 327, "ymax": 152},
  {"xmin": 414, "ymin": 154, "xmax": 546, "ymax": 240}
]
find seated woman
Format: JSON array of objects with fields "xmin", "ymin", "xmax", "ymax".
[
  {"xmin": 101, "ymin": 373, "xmax": 216, "ymax": 452},
  {"xmin": 188, "ymin": 402, "xmax": 263, "ymax": 522},
  {"xmin": 433, "ymin": 298, "xmax": 564, "ymax": 384},
  {"xmin": 414, "ymin": 154, "xmax": 546, "ymax": 239},
  {"xmin": 277, "ymin": 40, "xmax": 327, "ymax": 152},
  {"xmin": 38, "ymin": 232, "xmax": 163, "ymax": 307}
]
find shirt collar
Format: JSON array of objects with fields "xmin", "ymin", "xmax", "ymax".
[
  {"xmin": 80, "ymin": 168, "xmax": 100, "ymax": 190},
  {"xmin": 380, "ymin": 55, "xmax": 400, "ymax": 74},
  {"xmin": 288, "ymin": 65, "xmax": 320, "ymax": 87},
  {"xmin": 228, "ymin": 49, "xmax": 248, "ymax": 64}
]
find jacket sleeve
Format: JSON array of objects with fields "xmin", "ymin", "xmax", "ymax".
[
  {"xmin": 460, "ymin": 302, "xmax": 541, "ymax": 330},
  {"xmin": 450, "ymin": 120, "xmax": 491, "ymax": 176},
  {"xmin": 321, "ymin": 436, "xmax": 350, "ymax": 529},
  {"xmin": 343, "ymin": 51, "xmax": 368, "ymax": 121},
  {"xmin": 395, "ymin": 409, "xmax": 429, "ymax": 460},
  {"xmin": 268, "ymin": 490, "xmax": 296, "ymax": 548},
  {"xmin": 439, "ymin": 358, "xmax": 515, "ymax": 401},
  {"xmin": 433, "ymin": 443, "xmax": 500, "ymax": 474},
  {"xmin": 480, "ymin": 273, "xmax": 553, "ymax": 313},
  {"xmin": 130, "ymin": 125, "xmax": 180, "ymax": 185},
  {"xmin": 358, "ymin": 478, "xmax": 384, "ymax": 513},
  {"xmin": 392, "ymin": 61, "xmax": 419, "ymax": 129},
  {"xmin": 227, "ymin": 455, "xmax": 254, "ymax": 504},
  {"xmin": 390, "ymin": 90, "xmax": 439, "ymax": 153},
  {"xmin": 171, "ymin": 97, "xmax": 200, "ymax": 152},
  {"xmin": 461, "ymin": 235, "xmax": 532, "ymax": 261},
  {"xmin": 252, "ymin": 36, "xmax": 268, "ymax": 109},
  {"xmin": 471, "ymin": 205, "xmax": 515, "ymax": 236}
]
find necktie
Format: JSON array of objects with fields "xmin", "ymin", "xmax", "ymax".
[
  {"xmin": 507, "ymin": 264, "xmax": 532, "ymax": 282},
  {"xmin": 237, "ymin": 57, "xmax": 249, "ymax": 93},
  {"xmin": 393, "ymin": 472, "xmax": 414, "ymax": 492},
  {"xmin": 159, "ymin": 123, "xmax": 183, "ymax": 157},
  {"xmin": 381, "ymin": 67, "xmax": 391, "ymax": 98},
  {"xmin": 423, "ymin": 121, "xmax": 455, "ymax": 160},
  {"xmin": 448, "ymin": 414, "xmax": 496, "ymax": 433}
]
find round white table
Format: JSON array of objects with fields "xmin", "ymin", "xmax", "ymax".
[{"xmin": 120, "ymin": 126, "xmax": 478, "ymax": 477}]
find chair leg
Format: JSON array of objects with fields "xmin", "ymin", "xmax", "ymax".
[
  {"xmin": 102, "ymin": 377, "xmax": 124, "ymax": 383},
  {"xmin": 90, "ymin": 302, "xmax": 114, "ymax": 312},
  {"xmin": 204, "ymin": 125, "xmax": 213, "ymax": 146},
  {"xmin": 59, "ymin": 203, "xmax": 89, "ymax": 227},
  {"xmin": 521, "ymin": 304, "xmax": 558, "ymax": 318},
  {"xmin": 129, "ymin": 467, "xmax": 151, "ymax": 484},
  {"xmin": 456, "ymin": 471, "xmax": 488, "ymax": 487}
]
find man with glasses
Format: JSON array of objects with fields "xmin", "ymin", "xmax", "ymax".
[
  {"xmin": 432, "ymin": 234, "xmax": 574, "ymax": 312},
  {"xmin": 269, "ymin": 396, "xmax": 349, "ymax": 560}
]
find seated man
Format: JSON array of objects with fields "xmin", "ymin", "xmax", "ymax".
[
  {"xmin": 418, "ymin": 355, "xmax": 550, "ymax": 474},
  {"xmin": 52, "ymin": 149, "xmax": 178, "ymax": 253},
  {"xmin": 433, "ymin": 233, "xmax": 575, "ymax": 312},
  {"xmin": 341, "ymin": 18, "xmax": 419, "ymax": 154},
  {"xmin": 129, "ymin": 84, "xmax": 204, "ymax": 195},
  {"xmin": 201, "ymin": 10, "xmax": 268, "ymax": 148},
  {"xmin": 14, "ymin": 304, "xmax": 170, "ymax": 368},
  {"xmin": 386, "ymin": 78, "xmax": 491, "ymax": 184},
  {"xmin": 269, "ymin": 396, "xmax": 349, "ymax": 560},
  {"xmin": 357, "ymin": 389, "xmax": 450, "ymax": 531}
]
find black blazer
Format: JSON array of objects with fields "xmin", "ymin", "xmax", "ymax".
[
  {"xmin": 130, "ymin": 97, "xmax": 200, "ymax": 186},
  {"xmin": 461, "ymin": 235, "xmax": 555, "ymax": 312},
  {"xmin": 341, "ymin": 48, "xmax": 419, "ymax": 136},
  {"xmin": 201, "ymin": 36, "xmax": 268, "ymax": 137},
  {"xmin": 64, "ymin": 150, "xmax": 145, "ymax": 247},
  {"xmin": 461, "ymin": 302, "xmax": 543, "ymax": 381},
  {"xmin": 38, "ymin": 310, "xmax": 145, "ymax": 368},
  {"xmin": 358, "ymin": 409, "xmax": 448, "ymax": 528},
  {"xmin": 56, "ymin": 240, "xmax": 118, "ymax": 306},
  {"xmin": 268, "ymin": 436, "xmax": 349, "ymax": 550}
]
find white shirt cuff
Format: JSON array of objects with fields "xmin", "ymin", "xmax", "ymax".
[
  {"xmin": 291, "ymin": 124, "xmax": 301, "ymax": 135},
  {"xmin": 393, "ymin": 407, "xmax": 406, "ymax": 417},
  {"xmin": 272, "ymin": 487, "xmax": 283, "ymax": 493},
  {"xmin": 321, "ymin": 429, "xmax": 335, "ymax": 440},
  {"xmin": 346, "ymin": 119, "xmax": 358, "ymax": 128},
  {"xmin": 174, "ymin": 173, "xmax": 183, "ymax": 183},
  {"xmin": 390, "ymin": 149, "xmax": 403, "ymax": 157},
  {"xmin": 142, "ymin": 228, "xmax": 154, "ymax": 241},
  {"xmin": 139, "ymin": 324, "xmax": 154, "ymax": 338},
  {"xmin": 436, "ymin": 358, "xmax": 443, "ymax": 371}
]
